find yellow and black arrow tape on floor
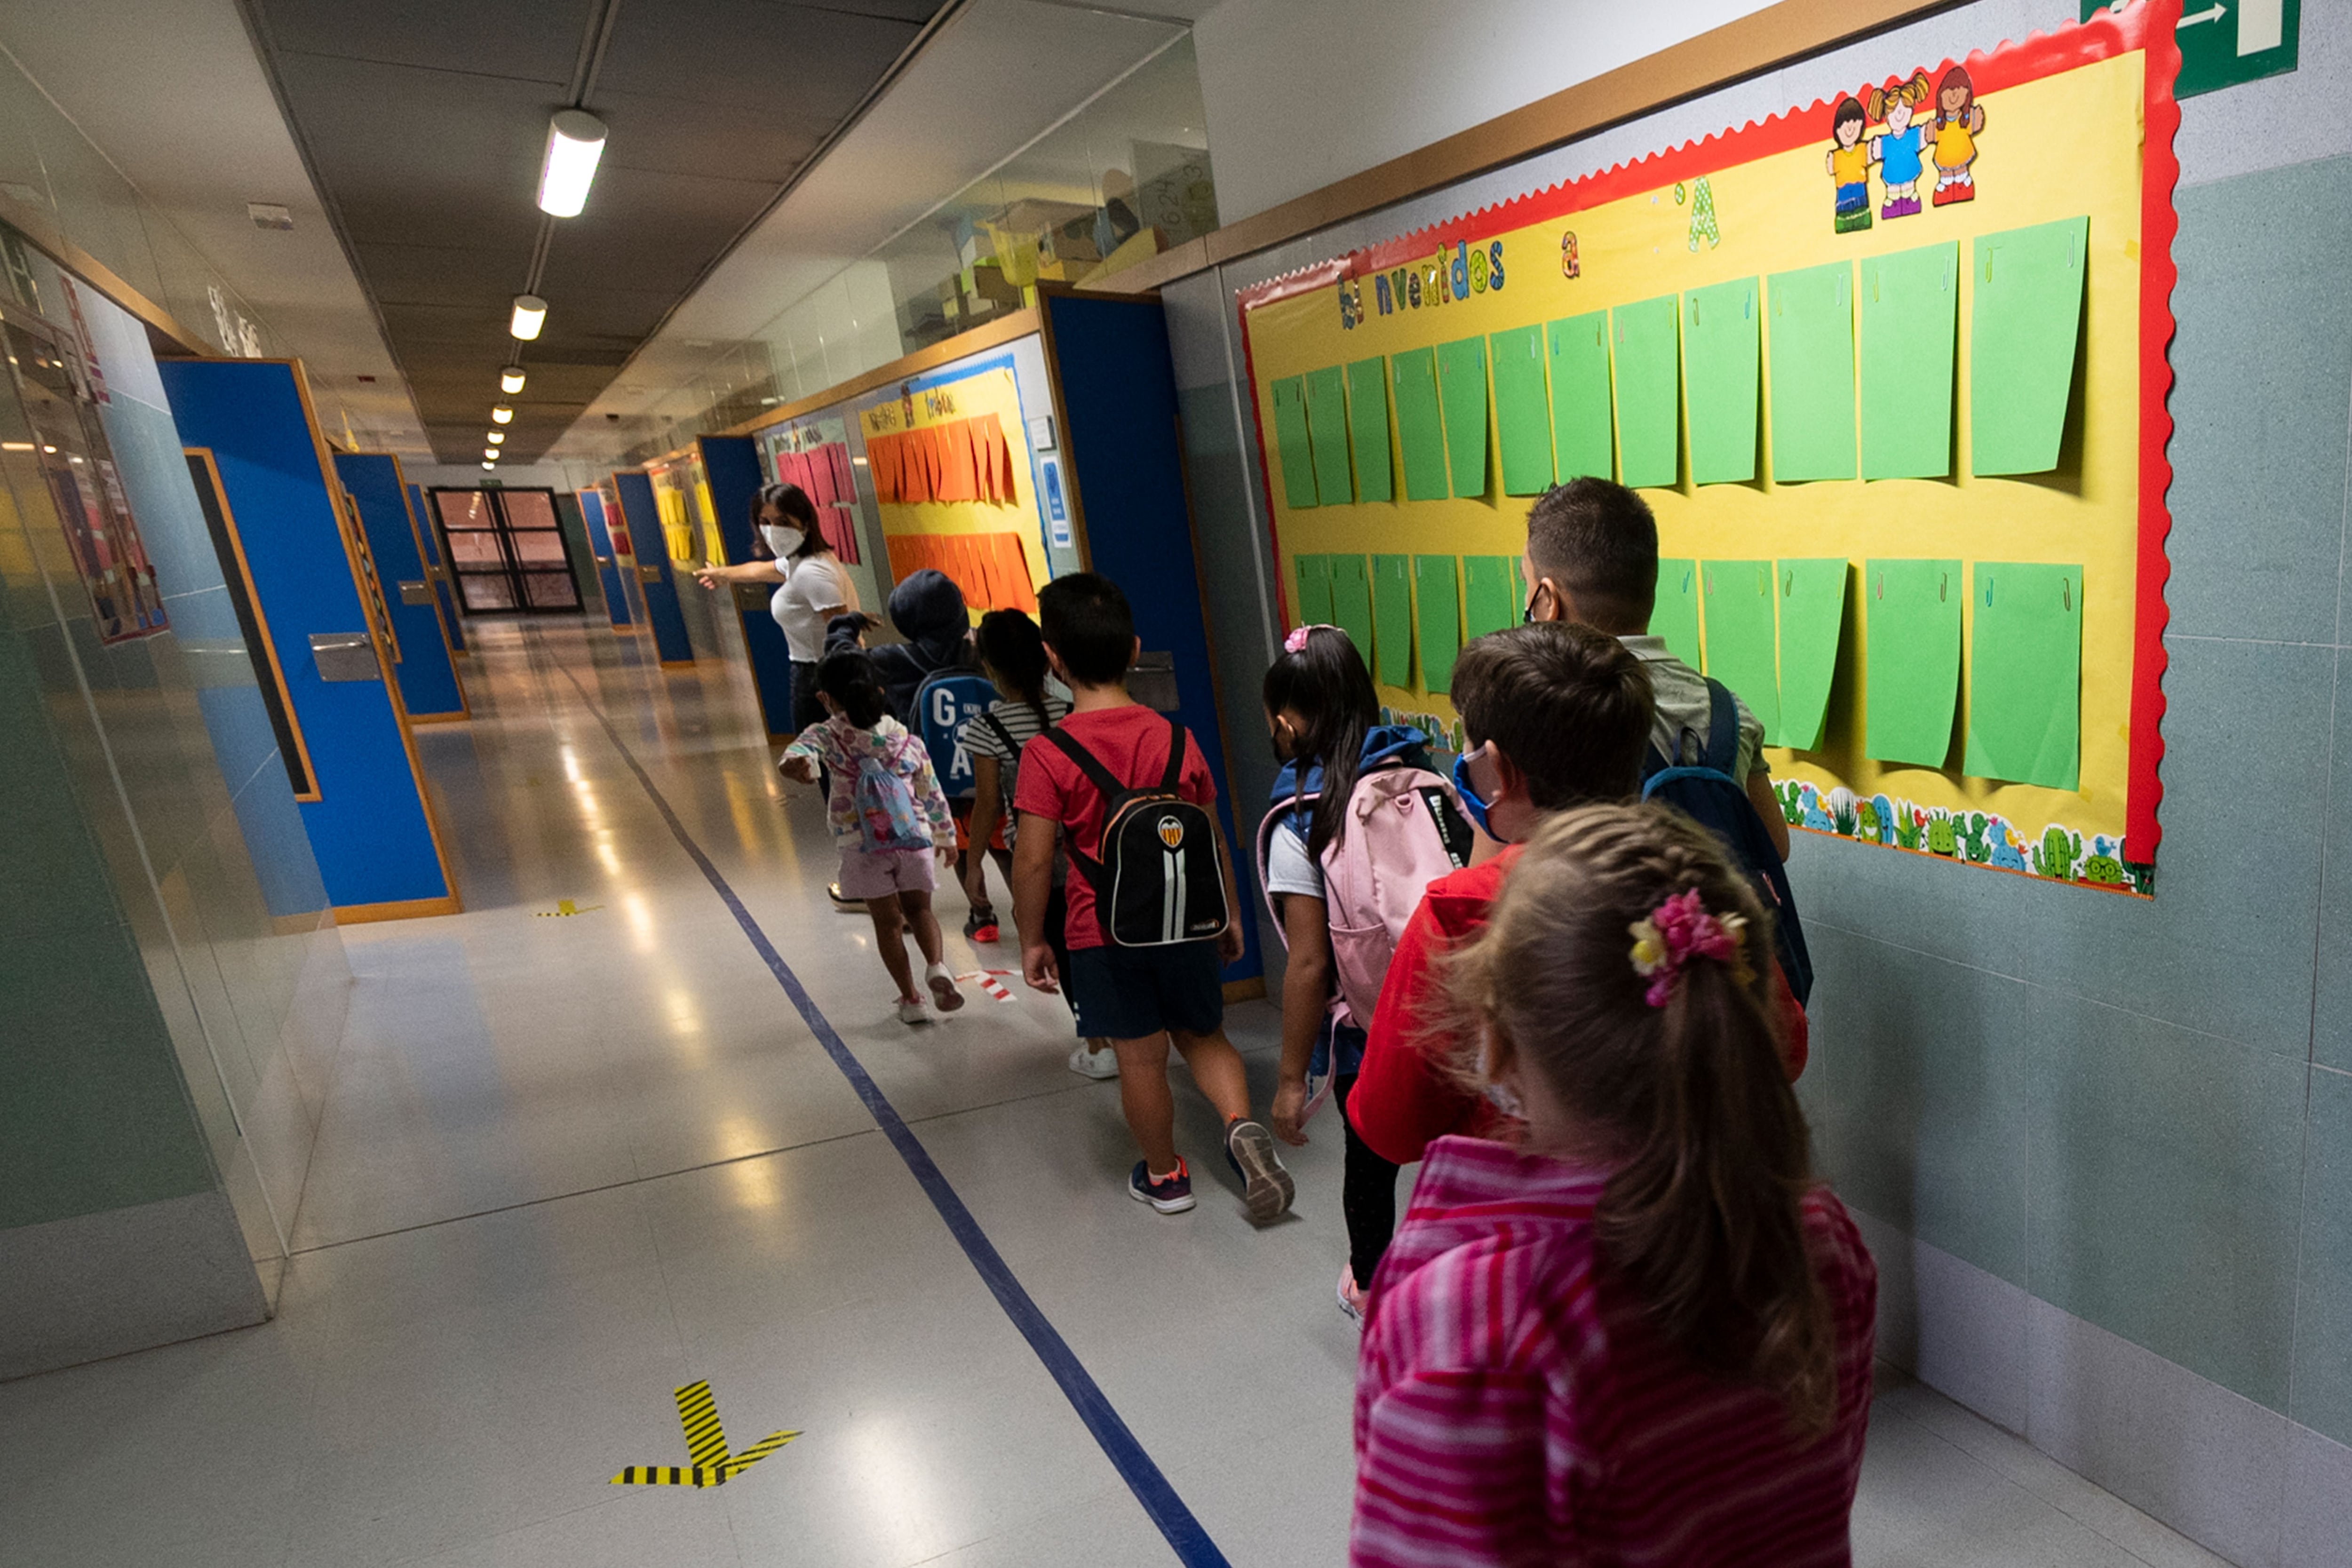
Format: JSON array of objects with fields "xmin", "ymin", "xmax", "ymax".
[{"xmin": 610, "ymin": 1380, "xmax": 800, "ymax": 1489}]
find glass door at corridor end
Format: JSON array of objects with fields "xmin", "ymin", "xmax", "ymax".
[{"xmin": 429, "ymin": 486, "xmax": 583, "ymax": 614}]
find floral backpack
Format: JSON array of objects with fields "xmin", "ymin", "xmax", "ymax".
[{"xmin": 852, "ymin": 736, "xmax": 930, "ymax": 853}]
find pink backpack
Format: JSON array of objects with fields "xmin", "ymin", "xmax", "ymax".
[{"xmin": 1257, "ymin": 762, "xmax": 1478, "ymax": 1028}]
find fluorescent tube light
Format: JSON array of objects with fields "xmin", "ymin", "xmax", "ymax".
[
  {"xmin": 509, "ymin": 294, "xmax": 547, "ymax": 341},
  {"xmin": 501, "ymin": 368, "xmax": 526, "ymax": 394},
  {"xmin": 492, "ymin": 406, "xmax": 514, "ymax": 424},
  {"xmin": 536, "ymin": 111, "xmax": 607, "ymax": 218}
]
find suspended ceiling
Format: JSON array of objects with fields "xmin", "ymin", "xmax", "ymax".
[{"xmin": 241, "ymin": 0, "xmax": 951, "ymax": 464}]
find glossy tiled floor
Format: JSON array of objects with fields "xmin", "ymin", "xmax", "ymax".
[{"xmin": 0, "ymin": 622, "xmax": 2234, "ymax": 1567}]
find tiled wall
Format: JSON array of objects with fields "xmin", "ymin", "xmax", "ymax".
[{"xmin": 1159, "ymin": 3, "xmax": 2352, "ymax": 1562}]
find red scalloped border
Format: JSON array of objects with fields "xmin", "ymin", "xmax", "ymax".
[{"xmin": 1239, "ymin": 2, "xmax": 2179, "ymax": 861}]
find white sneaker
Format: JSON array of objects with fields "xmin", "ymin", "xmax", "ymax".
[
  {"xmin": 896, "ymin": 998, "xmax": 931, "ymax": 1025},
  {"xmin": 1337, "ymin": 1263, "xmax": 1367, "ymax": 1325},
  {"xmin": 925, "ymin": 962, "xmax": 965, "ymax": 1013},
  {"xmin": 1068, "ymin": 1039, "xmax": 1119, "ymax": 1079}
]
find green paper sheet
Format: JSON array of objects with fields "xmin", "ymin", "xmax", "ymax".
[
  {"xmin": 1270, "ymin": 376, "xmax": 1318, "ymax": 508},
  {"xmin": 1390, "ymin": 349, "xmax": 1449, "ymax": 501},
  {"xmin": 1415, "ymin": 556, "xmax": 1462, "ymax": 693},
  {"xmin": 1766, "ymin": 262, "xmax": 1856, "ymax": 483},
  {"xmin": 1345, "ymin": 357, "xmax": 1393, "ymax": 502},
  {"xmin": 1863, "ymin": 558, "xmax": 1962, "ymax": 767},
  {"xmin": 1776, "ymin": 558, "xmax": 1849, "ymax": 752},
  {"xmin": 1701, "ymin": 559, "xmax": 1781, "ymax": 744},
  {"xmin": 1682, "ymin": 279, "xmax": 1760, "ymax": 485},
  {"xmin": 1303, "ymin": 365, "xmax": 1352, "ymax": 505},
  {"xmin": 1329, "ymin": 554, "xmax": 1376, "ymax": 666},
  {"xmin": 1859, "ymin": 242, "xmax": 1958, "ymax": 480},
  {"xmin": 1293, "ymin": 553, "xmax": 1334, "ymax": 628},
  {"xmin": 1612, "ymin": 296, "xmax": 1681, "ymax": 489},
  {"xmin": 1971, "ymin": 217, "xmax": 2089, "ymax": 477},
  {"xmin": 1549, "ymin": 310, "xmax": 1613, "ymax": 482},
  {"xmin": 1371, "ymin": 553, "xmax": 1414, "ymax": 687},
  {"xmin": 1462, "ymin": 555, "xmax": 1518, "ymax": 640},
  {"xmin": 1963, "ymin": 562, "xmax": 2082, "ymax": 790},
  {"xmin": 1489, "ymin": 326, "xmax": 1552, "ymax": 495},
  {"xmin": 1435, "ymin": 337, "xmax": 1490, "ymax": 498},
  {"xmin": 1651, "ymin": 557, "xmax": 1703, "ymax": 669}
]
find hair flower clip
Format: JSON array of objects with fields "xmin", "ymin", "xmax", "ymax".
[
  {"xmin": 1628, "ymin": 888, "xmax": 1750, "ymax": 1007},
  {"xmin": 1283, "ymin": 623, "xmax": 1339, "ymax": 654}
]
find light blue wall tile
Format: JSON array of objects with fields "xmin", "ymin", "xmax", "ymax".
[
  {"xmin": 2025, "ymin": 991, "xmax": 2306, "ymax": 1410},
  {"xmin": 2313, "ymin": 647, "xmax": 2352, "ymax": 1073},
  {"xmin": 2166, "ymin": 158, "xmax": 2352, "ymax": 645},
  {"xmin": 2015, "ymin": 635, "xmax": 2333, "ymax": 1060},
  {"xmin": 1804, "ymin": 925, "xmax": 2029, "ymax": 1286},
  {"xmin": 1790, "ymin": 828, "xmax": 2032, "ymax": 982},
  {"xmin": 2292, "ymin": 1068, "xmax": 2352, "ymax": 1448}
]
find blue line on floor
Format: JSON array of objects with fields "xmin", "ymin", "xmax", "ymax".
[{"xmin": 566, "ymin": 669, "xmax": 1231, "ymax": 1568}]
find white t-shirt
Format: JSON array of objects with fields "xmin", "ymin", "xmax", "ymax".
[
  {"xmin": 771, "ymin": 553, "xmax": 855, "ymax": 662},
  {"xmin": 1266, "ymin": 819, "xmax": 1324, "ymax": 901}
]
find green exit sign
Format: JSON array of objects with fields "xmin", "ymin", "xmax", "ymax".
[{"xmin": 2082, "ymin": 0, "xmax": 2298, "ymax": 98}]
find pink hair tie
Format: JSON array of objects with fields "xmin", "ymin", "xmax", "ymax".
[
  {"xmin": 1628, "ymin": 888, "xmax": 1751, "ymax": 1007},
  {"xmin": 1284, "ymin": 623, "xmax": 1339, "ymax": 654}
]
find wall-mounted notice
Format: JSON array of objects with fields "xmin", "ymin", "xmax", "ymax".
[{"xmin": 1241, "ymin": 8, "xmax": 2177, "ymax": 895}]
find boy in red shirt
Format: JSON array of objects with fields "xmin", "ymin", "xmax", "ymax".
[
  {"xmin": 1012, "ymin": 573, "xmax": 1294, "ymax": 1223},
  {"xmin": 1348, "ymin": 622, "xmax": 1654, "ymax": 1168}
]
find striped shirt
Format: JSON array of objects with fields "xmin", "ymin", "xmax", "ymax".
[
  {"xmin": 958, "ymin": 693, "xmax": 1071, "ymax": 844},
  {"xmin": 1352, "ymin": 1137, "xmax": 1876, "ymax": 1568}
]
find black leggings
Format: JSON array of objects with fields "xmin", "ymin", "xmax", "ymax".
[{"xmin": 1333, "ymin": 1072, "xmax": 1400, "ymax": 1290}]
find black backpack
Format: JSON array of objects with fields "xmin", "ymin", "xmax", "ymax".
[
  {"xmin": 1640, "ymin": 679, "xmax": 1814, "ymax": 1008},
  {"xmin": 1043, "ymin": 715, "xmax": 1230, "ymax": 948}
]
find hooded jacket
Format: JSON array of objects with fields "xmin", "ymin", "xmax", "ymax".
[{"xmin": 825, "ymin": 568, "xmax": 978, "ymax": 722}]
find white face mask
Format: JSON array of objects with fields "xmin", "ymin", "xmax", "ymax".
[{"xmin": 762, "ymin": 523, "xmax": 798, "ymax": 557}]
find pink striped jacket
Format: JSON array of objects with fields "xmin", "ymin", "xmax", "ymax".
[{"xmin": 1352, "ymin": 1136, "xmax": 1877, "ymax": 1568}]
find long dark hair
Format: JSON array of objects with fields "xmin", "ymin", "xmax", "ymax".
[
  {"xmin": 1261, "ymin": 626, "xmax": 1377, "ymax": 858},
  {"xmin": 1451, "ymin": 804, "xmax": 1836, "ymax": 1435},
  {"xmin": 753, "ymin": 481, "xmax": 824, "ymax": 560},
  {"xmin": 976, "ymin": 609, "xmax": 1051, "ymax": 727},
  {"xmin": 816, "ymin": 647, "xmax": 889, "ymax": 728}
]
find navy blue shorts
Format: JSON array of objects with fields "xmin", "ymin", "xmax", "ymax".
[{"xmin": 1067, "ymin": 941, "xmax": 1223, "ymax": 1042}]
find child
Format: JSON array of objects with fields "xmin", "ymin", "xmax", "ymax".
[
  {"xmin": 780, "ymin": 648, "xmax": 965, "ymax": 1025},
  {"xmin": 1260, "ymin": 624, "xmax": 1472, "ymax": 1319},
  {"xmin": 959, "ymin": 609, "xmax": 1107, "ymax": 1078},
  {"xmin": 1350, "ymin": 804, "xmax": 1876, "ymax": 1567},
  {"xmin": 1520, "ymin": 476, "xmax": 1791, "ymax": 863},
  {"xmin": 1011, "ymin": 573, "xmax": 1293, "ymax": 1222},
  {"xmin": 1347, "ymin": 622, "xmax": 1655, "ymax": 1169},
  {"xmin": 1824, "ymin": 95, "xmax": 1871, "ymax": 233}
]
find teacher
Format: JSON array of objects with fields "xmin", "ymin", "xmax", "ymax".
[{"xmin": 695, "ymin": 480, "xmax": 857, "ymax": 738}]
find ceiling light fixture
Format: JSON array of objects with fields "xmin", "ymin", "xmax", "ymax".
[
  {"xmin": 484, "ymin": 447, "xmax": 500, "ymax": 460},
  {"xmin": 500, "ymin": 367, "xmax": 526, "ymax": 394},
  {"xmin": 509, "ymin": 294, "xmax": 547, "ymax": 341},
  {"xmin": 536, "ymin": 111, "xmax": 608, "ymax": 218},
  {"xmin": 491, "ymin": 406, "xmax": 514, "ymax": 424},
  {"xmin": 482, "ymin": 460, "xmax": 496, "ymax": 470},
  {"xmin": 487, "ymin": 430, "xmax": 505, "ymax": 444}
]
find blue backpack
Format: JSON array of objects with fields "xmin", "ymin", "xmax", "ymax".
[
  {"xmin": 911, "ymin": 670, "xmax": 998, "ymax": 802},
  {"xmin": 1640, "ymin": 679, "xmax": 1815, "ymax": 1008}
]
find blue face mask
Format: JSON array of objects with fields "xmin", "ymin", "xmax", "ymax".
[{"xmin": 1452, "ymin": 745, "xmax": 1494, "ymax": 837}]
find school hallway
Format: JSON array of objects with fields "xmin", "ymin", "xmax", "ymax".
[{"xmin": 0, "ymin": 622, "xmax": 2230, "ymax": 1568}]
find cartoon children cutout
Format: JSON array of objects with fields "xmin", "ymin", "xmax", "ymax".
[
  {"xmin": 1826, "ymin": 96, "xmax": 1871, "ymax": 233},
  {"xmin": 1867, "ymin": 70, "xmax": 1933, "ymax": 219},
  {"xmin": 1929, "ymin": 64, "xmax": 1986, "ymax": 205}
]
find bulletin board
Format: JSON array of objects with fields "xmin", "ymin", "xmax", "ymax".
[
  {"xmin": 859, "ymin": 362, "xmax": 1047, "ymax": 616},
  {"xmin": 1239, "ymin": 8, "xmax": 2178, "ymax": 896}
]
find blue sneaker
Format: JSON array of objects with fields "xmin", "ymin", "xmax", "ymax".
[
  {"xmin": 1129, "ymin": 1158, "xmax": 1195, "ymax": 1214},
  {"xmin": 1224, "ymin": 1120, "xmax": 1296, "ymax": 1225}
]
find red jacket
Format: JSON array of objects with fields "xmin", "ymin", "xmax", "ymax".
[{"xmin": 1347, "ymin": 847, "xmax": 1809, "ymax": 1169}]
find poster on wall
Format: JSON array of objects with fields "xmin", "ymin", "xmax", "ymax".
[
  {"xmin": 1239, "ymin": 8, "xmax": 2177, "ymax": 897},
  {"xmin": 858, "ymin": 362, "xmax": 1049, "ymax": 616}
]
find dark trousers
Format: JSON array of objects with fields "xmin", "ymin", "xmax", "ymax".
[{"xmin": 1333, "ymin": 1071, "xmax": 1400, "ymax": 1290}]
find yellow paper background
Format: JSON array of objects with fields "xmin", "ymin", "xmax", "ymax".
[{"xmin": 1244, "ymin": 50, "xmax": 2148, "ymax": 851}]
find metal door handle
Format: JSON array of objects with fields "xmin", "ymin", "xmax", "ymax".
[{"xmin": 309, "ymin": 631, "xmax": 381, "ymax": 683}]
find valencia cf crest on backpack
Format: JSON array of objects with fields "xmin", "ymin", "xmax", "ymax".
[{"xmin": 1044, "ymin": 716, "xmax": 1229, "ymax": 947}]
